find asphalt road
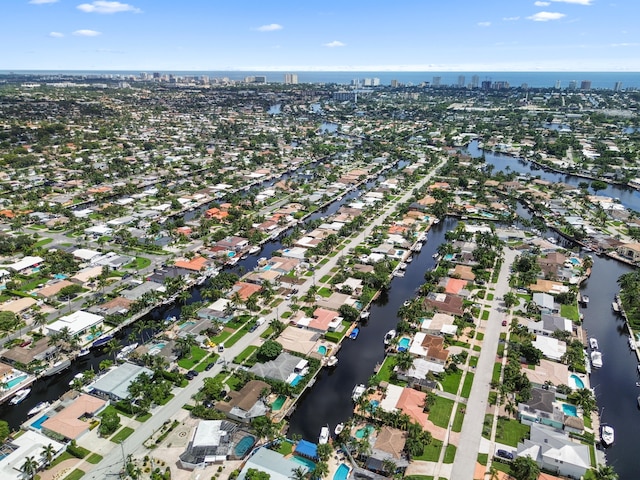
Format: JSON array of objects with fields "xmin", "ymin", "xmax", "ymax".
[{"xmin": 449, "ymin": 247, "xmax": 517, "ymax": 480}]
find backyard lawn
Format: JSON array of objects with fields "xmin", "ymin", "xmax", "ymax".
[
  {"xmin": 495, "ymin": 417, "xmax": 530, "ymax": 447},
  {"xmin": 428, "ymin": 397, "xmax": 454, "ymax": 428},
  {"xmin": 414, "ymin": 439, "xmax": 443, "ymax": 462},
  {"xmin": 441, "ymin": 369, "xmax": 463, "ymax": 394},
  {"xmin": 177, "ymin": 345, "xmax": 208, "ymax": 369}
]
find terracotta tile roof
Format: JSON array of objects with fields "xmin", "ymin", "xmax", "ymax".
[
  {"xmin": 174, "ymin": 256, "xmax": 208, "ymax": 271},
  {"xmin": 373, "ymin": 426, "xmax": 407, "ymax": 459}
]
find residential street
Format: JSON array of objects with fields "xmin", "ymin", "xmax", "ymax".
[{"xmin": 449, "ymin": 247, "xmax": 518, "ymax": 480}]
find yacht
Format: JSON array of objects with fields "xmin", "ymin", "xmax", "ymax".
[
  {"xmin": 326, "ymin": 356, "xmax": 338, "ymax": 367},
  {"xmin": 92, "ymin": 334, "xmax": 114, "ymax": 348},
  {"xmin": 9, "ymin": 388, "xmax": 31, "ymax": 405},
  {"xmin": 116, "ymin": 343, "xmax": 139, "ymax": 361},
  {"xmin": 600, "ymin": 424, "xmax": 615, "ymax": 447},
  {"xmin": 384, "ymin": 330, "xmax": 396, "ymax": 346},
  {"xmin": 318, "ymin": 425, "xmax": 330, "ymax": 445},
  {"xmin": 612, "ymin": 301, "xmax": 620, "ymax": 313},
  {"xmin": 248, "ymin": 245, "xmax": 261, "ymax": 255},
  {"xmin": 590, "ymin": 351, "xmax": 603, "ymax": 368},
  {"xmin": 334, "ymin": 423, "xmax": 344, "ymax": 435},
  {"xmin": 392, "ymin": 270, "xmax": 405, "ymax": 277},
  {"xmin": 352, "ymin": 384, "xmax": 366, "ymax": 402},
  {"xmin": 77, "ymin": 347, "xmax": 91, "ymax": 358},
  {"xmin": 360, "ymin": 311, "xmax": 370, "ymax": 320},
  {"xmin": 629, "ymin": 336, "xmax": 637, "ymax": 351},
  {"xmin": 589, "ymin": 338, "xmax": 599, "ymax": 350},
  {"xmin": 348, "ymin": 328, "xmax": 360, "ymax": 340},
  {"xmin": 27, "ymin": 401, "xmax": 51, "ymax": 417}
]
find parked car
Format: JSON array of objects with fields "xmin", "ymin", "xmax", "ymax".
[
  {"xmin": 204, "ymin": 362, "xmax": 215, "ymax": 371},
  {"xmin": 218, "ymin": 344, "xmax": 225, "ymax": 353},
  {"xmin": 496, "ymin": 449, "xmax": 514, "ymax": 460},
  {"xmin": 185, "ymin": 370, "xmax": 199, "ymax": 380},
  {"xmin": 502, "ymin": 320, "xmax": 508, "ymax": 327}
]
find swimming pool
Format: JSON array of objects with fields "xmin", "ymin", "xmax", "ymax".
[
  {"xmin": 355, "ymin": 425, "xmax": 375, "ymax": 439},
  {"xmin": 444, "ymin": 253, "xmax": 454, "ymax": 260},
  {"xmin": 569, "ymin": 374, "xmax": 585, "ymax": 389},
  {"xmin": 31, "ymin": 414, "xmax": 49, "ymax": 430},
  {"xmin": 54, "ymin": 273, "xmax": 67, "ymax": 279},
  {"xmin": 368, "ymin": 400, "xmax": 380, "ymax": 412},
  {"xmin": 5, "ymin": 374, "xmax": 28, "ymax": 389},
  {"xmin": 562, "ymin": 404, "xmax": 578, "ymax": 417},
  {"xmin": 234, "ymin": 435, "xmax": 255, "ymax": 457},
  {"xmin": 289, "ymin": 374, "xmax": 303, "ymax": 386},
  {"xmin": 569, "ymin": 257, "xmax": 580, "ymax": 265},
  {"xmin": 317, "ymin": 345, "xmax": 328, "ymax": 355},
  {"xmin": 148, "ymin": 342, "xmax": 166, "ymax": 355},
  {"xmin": 271, "ymin": 395, "xmax": 286, "ymax": 411},
  {"xmin": 397, "ymin": 337, "xmax": 411, "ymax": 351},
  {"xmin": 292, "ymin": 456, "xmax": 315, "ymax": 471},
  {"xmin": 333, "ymin": 463, "xmax": 350, "ymax": 480},
  {"xmin": 179, "ymin": 321, "xmax": 196, "ymax": 329},
  {"xmin": 227, "ymin": 251, "xmax": 236, "ymax": 257}
]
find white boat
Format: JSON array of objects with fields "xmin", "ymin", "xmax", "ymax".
[
  {"xmin": 392, "ymin": 270, "xmax": 405, "ymax": 277},
  {"xmin": 69, "ymin": 372, "xmax": 84, "ymax": 386},
  {"xmin": 590, "ymin": 351, "xmax": 603, "ymax": 368},
  {"xmin": 248, "ymin": 245, "xmax": 261, "ymax": 255},
  {"xmin": 27, "ymin": 401, "xmax": 51, "ymax": 417},
  {"xmin": 398, "ymin": 262, "xmax": 408, "ymax": 270},
  {"xmin": 9, "ymin": 388, "xmax": 31, "ymax": 405},
  {"xmin": 116, "ymin": 342, "xmax": 139, "ymax": 361},
  {"xmin": 412, "ymin": 242, "xmax": 423, "ymax": 252},
  {"xmin": 352, "ymin": 384, "xmax": 366, "ymax": 402},
  {"xmin": 360, "ymin": 311, "xmax": 370, "ymax": 320},
  {"xmin": 318, "ymin": 425, "xmax": 330, "ymax": 445},
  {"xmin": 77, "ymin": 347, "xmax": 91, "ymax": 357},
  {"xmin": 384, "ymin": 330, "xmax": 396, "ymax": 346},
  {"xmin": 600, "ymin": 424, "xmax": 614, "ymax": 446},
  {"xmin": 547, "ymin": 237, "xmax": 558, "ymax": 244},
  {"xmin": 612, "ymin": 302, "xmax": 620, "ymax": 313},
  {"xmin": 589, "ymin": 337, "xmax": 599, "ymax": 350},
  {"xmin": 326, "ymin": 356, "xmax": 338, "ymax": 367},
  {"xmin": 406, "ymin": 256, "xmax": 413, "ymax": 263},
  {"xmin": 334, "ymin": 423, "xmax": 344, "ymax": 435},
  {"xmin": 629, "ymin": 336, "xmax": 637, "ymax": 351}
]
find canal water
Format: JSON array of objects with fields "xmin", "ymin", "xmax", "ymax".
[{"xmin": 287, "ymin": 217, "xmax": 458, "ymax": 440}]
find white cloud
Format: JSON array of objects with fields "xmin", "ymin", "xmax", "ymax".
[
  {"xmin": 77, "ymin": 1, "xmax": 141, "ymax": 14},
  {"xmin": 527, "ymin": 11, "xmax": 566, "ymax": 21},
  {"xmin": 29, "ymin": 0, "xmax": 58, "ymax": 4},
  {"xmin": 256, "ymin": 23, "xmax": 283, "ymax": 32},
  {"xmin": 610, "ymin": 42, "xmax": 639, "ymax": 47},
  {"xmin": 534, "ymin": 1, "xmax": 551, "ymax": 5},
  {"xmin": 73, "ymin": 29, "xmax": 102, "ymax": 36},
  {"xmin": 48, "ymin": 31, "xmax": 64, "ymax": 37},
  {"xmin": 323, "ymin": 40, "xmax": 346, "ymax": 48},
  {"xmin": 477, "ymin": 21, "xmax": 491, "ymax": 27},
  {"xmin": 503, "ymin": 16, "xmax": 520, "ymax": 21},
  {"xmin": 551, "ymin": 0, "xmax": 592, "ymax": 4}
]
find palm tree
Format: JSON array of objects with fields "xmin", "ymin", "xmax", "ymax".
[
  {"xmin": 381, "ymin": 459, "xmax": 397, "ymax": 475},
  {"xmin": 313, "ymin": 461, "xmax": 329, "ymax": 479},
  {"xmin": 20, "ymin": 456, "xmax": 38, "ymax": 479},
  {"xmin": 395, "ymin": 351, "xmax": 414, "ymax": 371},
  {"xmin": 41, "ymin": 443, "xmax": 56, "ymax": 468},
  {"xmin": 291, "ymin": 466, "xmax": 307, "ymax": 480},
  {"xmin": 591, "ymin": 464, "xmax": 619, "ymax": 480},
  {"xmin": 105, "ymin": 338, "xmax": 121, "ymax": 361},
  {"xmin": 511, "ymin": 455, "xmax": 540, "ymax": 480}
]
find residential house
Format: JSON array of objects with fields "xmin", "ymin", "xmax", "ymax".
[
  {"xmin": 516, "ymin": 424, "xmax": 590, "ymax": 479},
  {"xmin": 617, "ymin": 243, "xmax": 640, "ymax": 262},
  {"xmin": 366, "ymin": 426, "xmax": 409, "ymax": 473},
  {"xmin": 214, "ymin": 380, "xmax": 270, "ymax": 423},
  {"xmin": 423, "ymin": 292, "xmax": 464, "ymax": 316},
  {"xmin": 527, "ymin": 314, "xmax": 572, "ymax": 337}
]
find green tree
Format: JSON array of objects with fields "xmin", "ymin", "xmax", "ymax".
[
  {"xmin": 591, "ymin": 464, "xmax": 619, "ymax": 480},
  {"xmin": 20, "ymin": 456, "xmax": 39, "ymax": 480},
  {"xmin": 0, "ymin": 420, "xmax": 10, "ymax": 443},
  {"xmin": 99, "ymin": 409, "xmax": 121, "ymax": 436},
  {"xmin": 256, "ymin": 340, "xmax": 283, "ymax": 362},
  {"xmin": 41, "ymin": 443, "xmax": 56, "ymax": 467},
  {"xmin": 511, "ymin": 455, "xmax": 540, "ymax": 480},
  {"xmin": 246, "ymin": 469, "xmax": 271, "ymax": 480}
]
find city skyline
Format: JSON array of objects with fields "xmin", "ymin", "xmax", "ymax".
[{"xmin": 3, "ymin": 0, "xmax": 640, "ymax": 72}]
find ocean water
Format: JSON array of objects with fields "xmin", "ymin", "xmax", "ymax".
[{"xmin": 2, "ymin": 70, "xmax": 640, "ymax": 89}]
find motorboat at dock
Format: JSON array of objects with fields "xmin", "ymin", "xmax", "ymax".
[
  {"xmin": 352, "ymin": 384, "xmax": 366, "ymax": 402},
  {"xmin": 27, "ymin": 401, "xmax": 51, "ymax": 417},
  {"xmin": 9, "ymin": 388, "xmax": 31, "ymax": 405},
  {"xmin": 590, "ymin": 351, "xmax": 603, "ymax": 368},
  {"xmin": 600, "ymin": 424, "xmax": 615, "ymax": 447},
  {"xmin": 318, "ymin": 425, "xmax": 330, "ymax": 445},
  {"xmin": 384, "ymin": 330, "xmax": 396, "ymax": 346},
  {"xmin": 589, "ymin": 337, "xmax": 599, "ymax": 350}
]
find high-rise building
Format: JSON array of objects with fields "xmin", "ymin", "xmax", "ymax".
[
  {"xmin": 284, "ymin": 73, "xmax": 298, "ymax": 84},
  {"xmin": 457, "ymin": 75, "xmax": 466, "ymax": 87},
  {"xmin": 555, "ymin": 80, "xmax": 561, "ymax": 89},
  {"xmin": 390, "ymin": 79, "xmax": 400, "ymax": 88},
  {"xmin": 580, "ymin": 80, "xmax": 592, "ymax": 91},
  {"xmin": 568, "ymin": 80, "xmax": 577, "ymax": 90},
  {"xmin": 614, "ymin": 81, "xmax": 623, "ymax": 92},
  {"xmin": 481, "ymin": 80, "xmax": 492, "ymax": 90},
  {"xmin": 372, "ymin": 77, "xmax": 380, "ymax": 86},
  {"xmin": 432, "ymin": 76, "xmax": 441, "ymax": 87},
  {"xmin": 471, "ymin": 75, "xmax": 479, "ymax": 89}
]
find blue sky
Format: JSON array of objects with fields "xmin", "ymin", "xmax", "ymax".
[{"xmin": 2, "ymin": 0, "xmax": 639, "ymax": 71}]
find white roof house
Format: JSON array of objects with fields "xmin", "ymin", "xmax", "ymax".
[
  {"xmin": 7, "ymin": 256, "xmax": 43, "ymax": 273},
  {"xmin": 72, "ymin": 248, "xmax": 101, "ymax": 262},
  {"xmin": 47, "ymin": 310, "xmax": 103, "ymax": 337},
  {"xmin": 0, "ymin": 430, "xmax": 64, "ymax": 480},
  {"xmin": 532, "ymin": 335, "xmax": 566, "ymax": 362}
]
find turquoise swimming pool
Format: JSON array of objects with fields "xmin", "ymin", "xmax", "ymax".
[
  {"xmin": 317, "ymin": 345, "xmax": 328, "ymax": 355},
  {"xmin": 6, "ymin": 374, "xmax": 28, "ymax": 389},
  {"xmin": 292, "ymin": 455, "xmax": 316, "ymax": 471},
  {"xmin": 562, "ymin": 404, "xmax": 578, "ymax": 417},
  {"xmin": 234, "ymin": 435, "xmax": 255, "ymax": 457},
  {"xmin": 397, "ymin": 337, "xmax": 411, "ymax": 351},
  {"xmin": 31, "ymin": 414, "xmax": 49, "ymax": 430},
  {"xmin": 289, "ymin": 374, "xmax": 303, "ymax": 386},
  {"xmin": 333, "ymin": 463, "xmax": 350, "ymax": 480},
  {"xmin": 355, "ymin": 425, "xmax": 374, "ymax": 439}
]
